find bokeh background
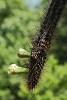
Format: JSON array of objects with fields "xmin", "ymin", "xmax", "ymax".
[{"xmin": 0, "ymin": 0, "xmax": 67, "ymax": 100}]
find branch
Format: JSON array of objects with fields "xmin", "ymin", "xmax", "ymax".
[{"xmin": 27, "ymin": 0, "xmax": 66, "ymax": 90}]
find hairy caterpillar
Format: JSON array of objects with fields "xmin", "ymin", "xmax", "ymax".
[{"xmin": 27, "ymin": 0, "xmax": 66, "ymax": 90}]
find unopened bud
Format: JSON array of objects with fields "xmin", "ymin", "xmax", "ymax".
[{"xmin": 17, "ymin": 48, "xmax": 30, "ymax": 58}]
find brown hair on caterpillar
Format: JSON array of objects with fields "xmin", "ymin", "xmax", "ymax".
[{"xmin": 27, "ymin": 0, "xmax": 66, "ymax": 90}]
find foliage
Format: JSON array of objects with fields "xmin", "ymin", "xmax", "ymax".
[
  {"xmin": 53, "ymin": 5, "xmax": 67, "ymax": 64},
  {"xmin": 0, "ymin": 0, "xmax": 38, "ymax": 100},
  {"xmin": 18, "ymin": 55, "xmax": 67, "ymax": 100},
  {"xmin": 0, "ymin": 0, "xmax": 67, "ymax": 100}
]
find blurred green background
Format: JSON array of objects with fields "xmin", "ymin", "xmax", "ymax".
[{"xmin": 0, "ymin": 0, "xmax": 67, "ymax": 100}]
